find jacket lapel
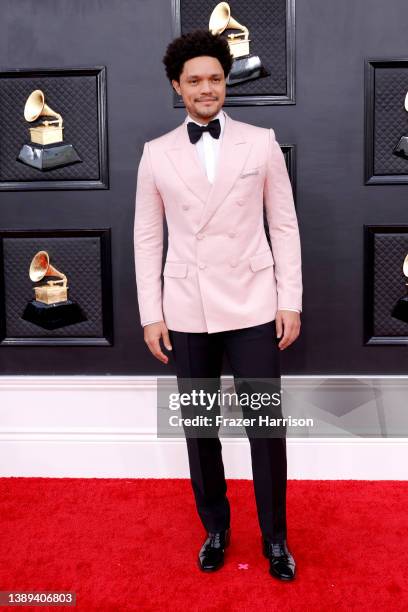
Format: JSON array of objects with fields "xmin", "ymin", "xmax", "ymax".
[
  {"xmin": 165, "ymin": 123, "xmax": 212, "ymax": 205},
  {"xmin": 197, "ymin": 112, "xmax": 252, "ymax": 231},
  {"xmin": 165, "ymin": 111, "xmax": 252, "ymax": 230}
]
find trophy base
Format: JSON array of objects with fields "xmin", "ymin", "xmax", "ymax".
[
  {"xmin": 17, "ymin": 142, "xmax": 82, "ymax": 171},
  {"xmin": 391, "ymin": 296, "xmax": 408, "ymax": 323},
  {"xmin": 393, "ymin": 136, "xmax": 408, "ymax": 159},
  {"xmin": 34, "ymin": 284, "xmax": 68, "ymax": 304},
  {"xmin": 226, "ymin": 55, "xmax": 270, "ymax": 86},
  {"xmin": 21, "ymin": 300, "xmax": 87, "ymax": 330}
]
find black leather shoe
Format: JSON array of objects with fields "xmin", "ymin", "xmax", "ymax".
[
  {"xmin": 262, "ymin": 537, "xmax": 296, "ymax": 581},
  {"xmin": 198, "ymin": 529, "xmax": 230, "ymax": 572}
]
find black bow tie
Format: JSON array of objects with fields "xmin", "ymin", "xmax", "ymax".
[{"xmin": 187, "ymin": 118, "xmax": 221, "ymax": 144}]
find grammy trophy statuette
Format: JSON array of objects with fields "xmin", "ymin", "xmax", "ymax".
[
  {"xmin": 391, "ymin": 254, "xmax": 408, "ymax": 323},
  {"xmin": 209, "ymin": 2, "xmax": 269, "ymax": 86},
  {"xmin": 393, "ymin": 91, "xmax": 408, "ymax": 159},
  {"xmin": 17, "ymin": 89, "xmax": 82, "ymax": 171},
  {"xmin": 21, "ymin": 251, "xmax": 87, "ymax": 330}
]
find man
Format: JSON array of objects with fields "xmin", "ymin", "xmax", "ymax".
[{"xmin": 133, "ymin": 30, "xmax": 302, "ymax": 581}]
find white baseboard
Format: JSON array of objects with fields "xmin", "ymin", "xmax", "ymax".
[{"xmin": 0, "ymin": 376, "xmax": 407, "ymax": 479}]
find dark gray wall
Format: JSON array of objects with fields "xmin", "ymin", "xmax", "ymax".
[{"xmin": 1, "ymin": 0, "xmax": 407, "ymax": 375}]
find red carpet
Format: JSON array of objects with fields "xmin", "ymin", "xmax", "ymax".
[{"xmin": 0, "ymin": 478, "xmax": 407, "ymax": 611}]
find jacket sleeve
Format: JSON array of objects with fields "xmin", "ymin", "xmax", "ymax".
[
  {"xmin": 133, "ymin": 141, "xmax": 165, "ymax": 327},
  {"xmin": 263, "ymin": 128, "xmax": 303, "ymax": 312}
]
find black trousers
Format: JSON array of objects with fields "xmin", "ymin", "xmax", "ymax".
[{"xmin": 168, "ymin": 320, "xmax": 287, "ymax": 543}]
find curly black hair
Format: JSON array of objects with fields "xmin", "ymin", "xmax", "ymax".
[{"xmin": 163, "ymin": 29, "xmax": 233, "ymax": 83}]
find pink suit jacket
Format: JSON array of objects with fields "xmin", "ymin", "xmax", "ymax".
[{"xmin": 133, "ymin": 111, "xmax": 302, "ymax": 334}]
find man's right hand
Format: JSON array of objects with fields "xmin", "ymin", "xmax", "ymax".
[{"xmin": 143, "ymin": 321, "xmax": 172, "ymax": 364}]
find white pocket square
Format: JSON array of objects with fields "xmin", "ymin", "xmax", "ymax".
[{"xmin": 240, "ymin": 167, "xmax": 260, "ymax": 178}]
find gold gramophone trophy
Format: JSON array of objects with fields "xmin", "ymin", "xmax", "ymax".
[
  {"xmin": 393, "ymin": 91, "xmax": 408, "ymax": 159},
  {"xmin": 391, "ymin": 254, "xmax": 408, "ymax": 323},
  {"xmin": 17, "ymin": 89, "xmax": 82, "ymax": 170},
  {"xmin": 21, "ymin": 251, "xmax": 86, "ymax": 330},
  {"xmin": 209, "ymin": 2, "xmax": 269, "ymax": 86}
]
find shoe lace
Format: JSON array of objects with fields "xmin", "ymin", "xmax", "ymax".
[
  {"xmin": 269, "ymin": 542, "xmax": 289, "ymax": 558},
  {"xmin": 207, "ymin": 532, "xmax": 223, "ymax": 548}
]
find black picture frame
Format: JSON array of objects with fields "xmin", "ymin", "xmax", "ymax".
[
  {"xmin": 0, "ymin": 66, "xmax": 109, "ymax": 191},
  {"xmin": 364, "ymin": 225, "xmax": 408, "ymax": 345},
  {"xmin": 365, "ymin": 59, "xmax": 408, "ymax": 185},
  {"xmin": 0, "ymin": 229, "xmax": 113, "ymax": 346},
  {"xmin": 281, "ymin": 144, "xmax": 296, "ymax": 202},
  {"xmin": 171, "ymin": 0, "xmax": 296, "ymax": 106}
]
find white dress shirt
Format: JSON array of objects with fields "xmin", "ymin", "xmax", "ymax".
[
  {"xmin": 184, "ymin": 109, "xmax": 225, "ymax": 183},
  {"xmin": 142, "ymin": 110, "xmax": 298, "ymax": 325}
]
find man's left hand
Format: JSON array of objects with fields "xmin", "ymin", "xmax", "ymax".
[{"xmin": 275, "ymin": 310, "xmax": 301, "ymax": 350}]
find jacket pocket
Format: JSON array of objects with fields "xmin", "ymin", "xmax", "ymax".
[
  {"xmin": 249, "ymin": 249, "xmax": 274, "ymax": 272},
  {"xmin": 240, "ymin": 167, "xmax": 260, "ymax": 178},
  {"xmin": 163, "ymin": 261, "xmax": 188, "ymax": 278}
]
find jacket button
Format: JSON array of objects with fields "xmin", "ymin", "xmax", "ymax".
[
  {"xmin": 236, "ymin": 199, "xmax": 244, "ymax": 206},
  {"xmin": 196, "ymin": 232, "xmax": 205, "ymax": 240},
  {"xmin": 182, "ymin": 204, "xmax": 190, "ymax": 210},
  {"xmin": 228, "ymin": 231, "xmax": 236, "ymax": 238},
  {"xmin": 230, "ymin": 259, "xmax": 238, "ymax": 268},
  {"xmin": 198, "ymin": 263, "xmax": 207, "ymax": 270}
]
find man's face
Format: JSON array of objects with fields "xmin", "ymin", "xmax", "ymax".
[{"xmin": 172, "ymin": 55, "xmax": 226, "ymax": 123}]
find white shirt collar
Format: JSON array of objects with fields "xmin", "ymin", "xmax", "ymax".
[{"xmin": 184, "ymin": 109, "xmax": 225, "ymax": 135}]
